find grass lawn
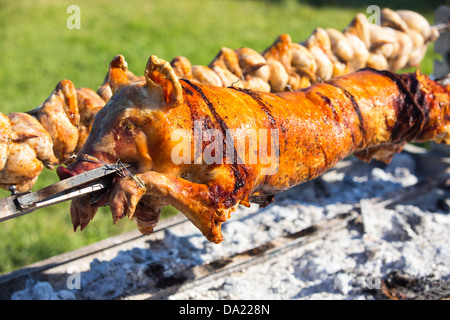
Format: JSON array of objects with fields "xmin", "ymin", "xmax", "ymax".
[{"xmin": 0, "ymin": 0, "xmax": 445, "ymax": 274}]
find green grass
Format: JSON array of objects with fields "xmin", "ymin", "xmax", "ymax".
[{"xmin": 0, "ymin": 0, "xmax": 444, "ymax": 274}]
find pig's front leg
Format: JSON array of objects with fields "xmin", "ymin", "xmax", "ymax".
[
  {"xmin": 108, "ymin": 176, "xmax": 163, "ymax": 236},
  {"xmin": 109, "ymin": 170, "xmax": 239, "ymax": 243}
]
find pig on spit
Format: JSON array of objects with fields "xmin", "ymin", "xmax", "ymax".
[
  {"xmin": 0, "ymin": 8, "xmax": 442, "ymax": 194},
  {"xmin": 57, "ymin": 54, "xmax": 450, "ymax": 244}
]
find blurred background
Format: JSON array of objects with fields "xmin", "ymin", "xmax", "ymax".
[{"xmin": 0, "ymin": 0, "xmax": 446, "ymax": 274}]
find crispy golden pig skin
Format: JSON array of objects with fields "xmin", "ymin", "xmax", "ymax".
[{"xmin": 59, "ymin": 55, "xmax": 450, "ymax": 243}]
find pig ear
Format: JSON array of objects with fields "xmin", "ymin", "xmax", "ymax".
[
  {"xmin": 145, "ymin": 55, "xmax": 183, "ymax": 108},
  {"xmin": 108, "ymin": 54, "xmax": 130, "ymax": 94}
]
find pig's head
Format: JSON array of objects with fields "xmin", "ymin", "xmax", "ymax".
[{"xmin": 57, "ymin": 54, "xmax": 183, "ymax": 231}]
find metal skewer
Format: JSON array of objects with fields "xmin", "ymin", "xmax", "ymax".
[
  {"xmin": 0, "ymin": 163, "xmax": 133, "ymax": 222},
  {"xmin": 433, "ymin": 21, "xmax": 450, "ymax": 33}
]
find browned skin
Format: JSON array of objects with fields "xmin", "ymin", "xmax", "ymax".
[
  {"xmin": 34, "ymin": 79, "xmax": 80, "ymax": 164},
  {"xmin": 0, "ymin": 112, "xmax": 59, "ymax": 192},
  {"xmin": 75, "ymin": 87, "xmax": 107, "ymax": 154},
  {"xmin": 58, "ymin": 55, "xmax": 450, "ymax": 243},
  {"xmin": 0, "ymin": 8, "xmax": 440, "ymax": 192},
  {"xmin": 0, "ymin": 80, "xmax": 107, "ymax": 191}
]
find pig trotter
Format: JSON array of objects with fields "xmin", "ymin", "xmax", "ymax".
[
  {"xmin": 70, "ymin": 195, "xmax": 98, "ymax": 231},
  {"xmin": 110, "ymin": 171, "xmax": 238, "ymax": 243}
]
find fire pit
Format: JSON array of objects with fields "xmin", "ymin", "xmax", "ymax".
[
  {"xmin": 0, "ymin": 5, "xmax": 449, "ymax": 301},
  {"xmin": 1, "ymin": 144, "xmax": 448, "ymax": 300}
]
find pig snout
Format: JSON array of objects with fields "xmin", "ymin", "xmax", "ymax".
[
  {"xmin": 56, "ymin": 153, "xmax": 111, "ymax": 181},
  {"xmin": 56, "ymin": 165, "xmax": 75, "ymax": 180},
  {"xmin": 56, "ymin": 161, "xmax": 101, "ymax": 180},
  {"xmin": 57, "ymin": 154, "xmax": 117, "ymax": 217}
]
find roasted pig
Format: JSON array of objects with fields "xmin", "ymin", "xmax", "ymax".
[
  {"xmin": 0, "ymin": 8, "xmax": 441, "ymax": 192},
  {"xmin": 57, "ymin": 54, "xmax": 450, "ymax": 243}
]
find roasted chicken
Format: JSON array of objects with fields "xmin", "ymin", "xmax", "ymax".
[
  {"xmin": 0, "ymin": 81, "xmax": 107, "ymax": 192},
  {"xmin": 171, "ymin": 8, "xmax": 439, "ymax": 92},
  {"xmin": 57, "ymin": 54, "xmax": 450, "ymax": 243},
  {"xmin": 0, "ymin": 112, "xmax": 58, "ymax": 192},
  {"xmin": 0, "ymin": 8, "xmax": 442, "ymax": 192}
]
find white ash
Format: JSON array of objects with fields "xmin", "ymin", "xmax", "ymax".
[{"xmin": 10, "ymin": 153, "xmax": 450, "ymax": 300}]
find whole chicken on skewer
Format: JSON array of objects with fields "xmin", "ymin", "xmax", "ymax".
[
  {"xmin": 175, "ymin": 8, "xmax": 440, "ymax": 92},
  {"xmin": 57, "ymin": 54, "xmax": 450, "ymax": 243},
  {"xmin": 0, "ymin": 112, "xmax": 58, "ymax": 192},
  {"xmin": 0, "ymin": 61, "xmax": 139, "ymax": 192},
  {"xmin": 0, "ymin": 8, "xmax": 443, "ymax": 193},
  {"xmin": 0, "ymin": 82, "xmax": 106, "ymax": 193}
]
